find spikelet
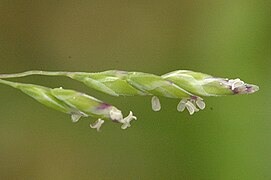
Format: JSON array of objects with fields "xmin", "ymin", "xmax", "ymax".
[
  {"xmin": 68, "ymin": 70, "xmax": 147, "ymax": 96},
  {"xmin": 0, "ymin": 79, "xmax": 137, "ymax": 131}
]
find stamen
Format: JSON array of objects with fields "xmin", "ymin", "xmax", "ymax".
[
  {"xmin": 119, "ymin": 111, "xmax": 137, "ymax": 129},
  {"xmin": 196, "ymin": 99, "xmax": 206, "ymax": 110},
  {"xmin": 177, "ymin": 99, "xmax": 187, "ymax": 112},
  {"xmin": 188, "ymin": 101, "xmax": 199, "ymax": 114},
  {"xmin": 185, "ymin": 102, "xmax": 195, "ymax": 115},
  {"xmin": 90, "ymin": 118, "xmax": 105, "ymax": 132},
  {"xmin": 151, "ymin": 96, "xmax": 161, "ymax": 111},
  {"xmin": 177, "ymin": 98, "xmax": 203, "ymax": 114}
]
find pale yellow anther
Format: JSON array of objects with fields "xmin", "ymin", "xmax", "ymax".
[{"xmin": 151, "ymin": 96, "xmax": 161, "ymax": 111}]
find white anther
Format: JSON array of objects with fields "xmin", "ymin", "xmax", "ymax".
[
  {"xmin": 196, "ymin": 99, "xmax": 206, "ymax": 110},
  {"xmin": 185, "ymin": 101, "xmax": 195, "ymax": 115},
  {"xmin": 151, "ymin": 96, "xmax": 161, "ymax": 111},
  {"xmin": 90, "ymin": 119, "xmax": 105, "ymax": 132},
  {"xmin": 177, "ymin": 99, "xmax": 187, "ymax": 112},
  {"xmin": 177, "ymin": 98, "xmax": 202, "ymax": 115}
]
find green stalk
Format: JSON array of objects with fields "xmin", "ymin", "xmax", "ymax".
[{"xmin": 0, "ymin": 70, "xmax": 71, "ymax": 79}]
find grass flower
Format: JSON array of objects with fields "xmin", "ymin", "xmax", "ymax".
[
  {"xmin": 162, "ymin": 70, "xmax": 259, "ymax": 96},
  {"xmin": 126, "ymin": 72, "xmax": 195, "ymax": 112},
  {"xmin": 0, "ymin": 79, "xmax": 137, "ymax": 131}
]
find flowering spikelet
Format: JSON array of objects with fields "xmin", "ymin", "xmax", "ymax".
[
  {"xmin": 126, "ymin": 71, "xmax": 197, "ymax": 112},
  {"xmin": 0, "ymin": 79, "xmax": 137, "ymax": 131},
  {"xmin": 162, "ymin": 70, "xmax": 259, "ymax": 96},
  {"xmin": 51, "ymin": 87, "xmax": 137, "ymax": 130}
]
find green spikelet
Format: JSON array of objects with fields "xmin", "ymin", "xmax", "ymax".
[
  {"xmin": 0, "ymin": 79, "xmax": 137, "ymax": 131},
  {"xmin": 127, "ymin": 72, "xmax": 192, "ymax": 98},
  {"xmin": 0, "ymin": 79, "xmax": 73, "ymax": 114},
  {"xmin": 69, "ymin": 70, "xmax": 147, "ymax": 96},
  {"xmin": 162, "ymin": 70, "xmax": 259, "ymax": 96}
]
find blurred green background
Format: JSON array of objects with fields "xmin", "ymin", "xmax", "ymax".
[{"xmin": 0, "ymin": 1, "xmax": 270, "ymax": 179}]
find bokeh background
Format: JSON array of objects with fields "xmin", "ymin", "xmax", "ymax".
[{"xmin": 0, "ymin": 1, "xmax": 270, "ymax": 179}]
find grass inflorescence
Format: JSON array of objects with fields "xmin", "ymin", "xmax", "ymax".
[{"xmin": 0, "ymin": 70, "xmax": 259, "ymax": 131}]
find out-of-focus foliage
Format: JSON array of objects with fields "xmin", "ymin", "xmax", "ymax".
[{"xmin": 0, "ymin": 0, "xmax": 270, "ymax": 179}]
